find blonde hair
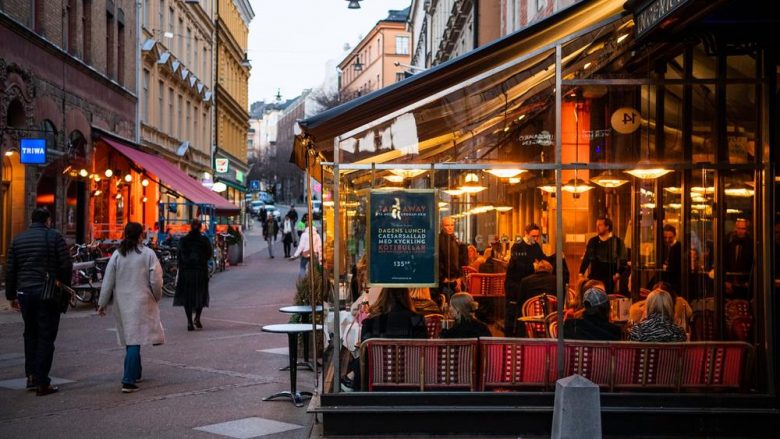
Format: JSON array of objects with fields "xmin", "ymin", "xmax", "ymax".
[
  {"xmin": 409, "ymin": 287, "xmax": 432, "ymax": 300},
  {"xmin": 449, "ymin": 292, "xmax": 479, "ymax": 321},
  {"xmin": 645, "ymin": 289, "xmax": 674, "ymax": 321}
]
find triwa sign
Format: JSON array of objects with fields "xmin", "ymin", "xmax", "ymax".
[{"xmin": 368, "ymin": 189, "xmax": 437, "ymax": 287}]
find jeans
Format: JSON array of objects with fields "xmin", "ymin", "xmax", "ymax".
[
  {"xmin": 122, "ymin": 345, "xmax": 142, "ymax": 385},
  {"xmin": 18, "ymin": 289, "xmax": 61, "ymax": 386},
  {"xmin": 299, "ymin": 257, "xmax": 310, "ymax": 277},
  {"xmin": 266, "ymin": 238, "xmax": 275, "ymax": 257}
]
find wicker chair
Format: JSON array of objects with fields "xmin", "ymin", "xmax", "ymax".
[
  {"xmin": 466, "ymin": 273, "xmax": 506, "ymax": 296},
  {"xmin": 520, "ymin": 294, "xmax": 558, "ymax": 338},
  {"xmin": 424, "ymin": 313, "xmax": 445, "ymax": 339}
]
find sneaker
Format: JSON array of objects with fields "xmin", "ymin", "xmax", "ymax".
[
  {"xmin": 135, "ymin": 377, "xmax": 144, "ymax": 383},
  {"xmin": 121, "ymin": 383, "xmax": 139, "ymax": 393}
]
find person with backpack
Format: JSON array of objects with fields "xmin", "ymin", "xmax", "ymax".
[{"xmin": 173, "ymin": 219, "xmax": 213, "ymax": 331}]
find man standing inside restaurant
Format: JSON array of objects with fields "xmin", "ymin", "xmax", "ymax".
[
  {"xmin": 579, "ymin": 216, "xmax": 627, "ymax": 296},
  {"xmin": 725, "ymin": 218, "xmax": 753, "ymax": 299},
  {"xmin": 5, "ymin": 207, "xmax": 72, "ymax": 396},
  {"xmin": 661, "ymin": 224, "xmax": 683, "ymax": 296},
  {"xmin": 439, "ymin": 216, "xmax": 462, "ymax": 298}
]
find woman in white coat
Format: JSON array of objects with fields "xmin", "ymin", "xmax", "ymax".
[{"xmin": 98, "ymin": 222, "xmax": 165, "ymax": 393}]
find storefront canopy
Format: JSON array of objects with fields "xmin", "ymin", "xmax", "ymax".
[{"xmin": 103, "ymin": 138, "xmax": 240, "ymax": 215}]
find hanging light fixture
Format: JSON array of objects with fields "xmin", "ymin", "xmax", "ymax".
[
  {"xmin": 561, "ymin": 172, "xmax": 594, "ymax": 198},
  {"xmin": 389, "ymin": 169, "xmax": 426, "ymax": 178},
  {"xmin": 485, "ymin": 168, "xmax": 526, "ymax": 178},
  {"xmin": 495, "ymin": 206, "xmax": 512, "ymax": 212},
  {"xmin": 458, "ymin": 172, "xmax": 486, "ymax": 194},
  {"xmin": 625, "ymin": 165, "xmax": 672, "ymax": 179},
  {"xmin": 104, "ymin": 169, "xmax": 113, "ymax": 178},
  {"xmin": 141, "ymin": 178, "xmax": 149, "ymax": 187},
  {"xmin": 346, "ymin": 0, "xmax": 362, "ymax": 9},
  {"xmin": 508, "ymin": 177, "xmax": 521, "ymax": 184},
  {"xmin": 115, "ymin": 192, "xmax": 122, "ymax": 199},
  {"xmin": 562, "ymin": 92, "xmax": 593, "ymax": 197},
  {"xmin": 590, "ymin": 170, "xmax": 629, "ymax": 188},
  {"xmin": 442, "ymin": 188, "xmax": 464, "ymax": 196},
  {"xmin": 124, "ymin": 174, "xmax": 133, "ymax": 183},
  {"xmin": 79, "ymin": 169, "xmax": 89, "ymax": 177},
  {"xmin": 724, "ymin": 183, "xmax": 755, "ymax": 197},
  {"xmin": 538, "ymin": 184, "xmax": 557, "ymax": 194},
  {"xmin": 383, "ymin": 175, "xmax": 404, "ymax": 183}
]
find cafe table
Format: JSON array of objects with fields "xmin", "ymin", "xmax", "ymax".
[
  {"xmin": 261, "ymin": 323, "xmax": 322, "ymax": 407},
  {"xmin": 278, "ymin": 305, "xmax": 323, "ymax": 371}
]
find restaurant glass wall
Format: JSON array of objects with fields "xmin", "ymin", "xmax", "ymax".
[{"xmin": 313, "ymin": 12, "xmax": 773, "ymax": 397}]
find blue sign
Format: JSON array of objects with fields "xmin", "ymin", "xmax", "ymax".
[
  {"xmin": 20, "ymin": 138, "xmax": 47, "ymax": 164},
  {"xmin": 249, "ymin": 180, "xmax": 260, "ymax": 190},
  {"xmin": 368, "ymin": 189, "xmax": 437, "ymax": 287}
]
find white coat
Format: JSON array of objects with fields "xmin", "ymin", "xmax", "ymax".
[{"xmin": 98, "ymin": 246, "xmax": 165, "ymax": 346}]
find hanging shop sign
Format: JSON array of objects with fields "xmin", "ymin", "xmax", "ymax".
[
  {"xmin": 611, "ymin": 107, "xmax": 641, "ymax": 134},
  {"xmin": 215, "ymin": 158, "xmax": 229, "ymax": 173},
  {"xmin": 368, "ymin": 189, "xmax": 437, "ymax": 287},
  {"xmin": 634, "ymin": 0, "xmax": 690, "ymax": 38},
  {"xmin": 20, "ymin": 138, "xmax": 47, "ymax": 164}
]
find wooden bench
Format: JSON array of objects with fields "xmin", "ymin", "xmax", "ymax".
[
  {"xmin": 360, "ymin": 338, "xmax": 478, "ymax": 391},
  {"xmin": 480, "ymin": 338, "xmax": 754, "ymax": 392},
  {"xmin": 359, "ymin": 337, "xmax": 754, "ymax": 393}
]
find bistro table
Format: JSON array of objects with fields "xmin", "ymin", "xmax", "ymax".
[
  {"xmin": 261, "ymin": 323, "xmax": 322, "ymax": 407},
  {"xmin": 278, "ymin": 305, "xmax": 324, "ymax": 371}
]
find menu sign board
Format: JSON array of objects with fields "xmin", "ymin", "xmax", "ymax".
[{"xmin": 368, "ymin": 189, "xmax": 437, "ymax": 287}]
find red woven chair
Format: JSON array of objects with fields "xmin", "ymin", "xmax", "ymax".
[
  {"xmin": 360, "ymin": 338, "xmax": 478, "ymax": 391},
  {"xmin": 690, "ymin": 310, "xmax": 715, "ymax": 341},
  {"xmin": 545, "ymin": 312, "xmax": 558, "ymax": 338},
  {"xmin": 520, "ymin": 294, "xmax": 558, "ymax": 338},
  {"xmin": 725, "ymin": 299, "xmax": 752, "ymax": 342},
  {"xmin": 466, "ymin": 273, "xmax": 506, "ymax": 296},
  {"xmin": 462, "ymin": 265, "xmax": 478, "ymax": 275},
  {"xmin": 480, "ymin": 338, "xmax": 557, "ymax": 391},
  {"xmin": 424, "ymin": 313, "xmax": 445, "ymax": 339}
]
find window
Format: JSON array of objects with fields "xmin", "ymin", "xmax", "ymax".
[
  {"xmin": 186, "ymin": 101, "xmax": 191, "ymax": 140},
  {"xmin": 158, "ymin": 81, "xmax": 164, "ymax": 129},
  {"xmin": 178, "ymin": 18, "xmax": 183, "ymax": 56},
  {"xmin": 67, "ymin": 0, "xmax": 77, "ymax": 55},
  {"xmin": 186, "ymin": 27, "xmax": 191, "ymax": 65},
  {"xmin": 168, "ymin": 7, "xmax": 174, "ymax": 35},
  {"xmin": 377, "ymin": 38, "xmax": 382, "ymax": 55},
  {"xmin": 177, "ymin": 94, "xmax": 183, "ymax": 137},
  {"xmin": 193, "ymin": 104, "xmax": 198, "ymax": 145},
  {"xmin": 33, "ymin": 0, "xmax": 45, "ymax": 34},
  {"xmin": 168, "ymin": 87, "xmax": 174, "ymax": 133},
  {"xmin": 158, "ymin": 0, "xmax": 165, "ymax": 32},
  {"xmin": 396, "ymin": 72, "xmax": 405, "ymax": 82},
  {"xmin": 202, "ymin": 47, "xmax": 207, "ymax": 80},
  {"xmin": 106, "ymin": 11, "xmax": 114, "ymax": 78},
  {"xmin": 143, "ymin": 0, "xmax": 149, "ymax": 28},
  {"xmin": 117, "ymin": 11, "xmax": 125, "ymax": 84},
  {"xmin": 203, "ymin": 111, "xmax": 207, "ymax": 148},
  {"xmin": 395, "ymin": 36, "xmax": 409, "ymax": 55},
  {"xmin": 83, "ymin": 0, "xmax": 92, "ymax": 63},
  {"xmin": 193, "ymin": 38, "xmax": 199, "ymax": 76},
  {"xmin": 142, "ymin": 69, "xmax": 150, "ymax": 122}
]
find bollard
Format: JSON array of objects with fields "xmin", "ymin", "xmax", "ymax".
[{"xmin": 551, "ymin": 374, "xmax": 602, "ymax": 439}]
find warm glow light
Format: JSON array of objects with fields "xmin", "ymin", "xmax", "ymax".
[
  {"xmin": 389, "ymin": 169, "xmax": 426, "ymax": 178},
  {"xmin": 517, "ymin": 114, "xmax": 526, "ymax": 121},
  {"xmin": 727, "ymin": 208, "xmax": 743, "ymax": 214},
  {"xmin": 691, "ymin": 195, "xmax": 707, "ymax": 203},
  {"xmin": 561, "ymin": 178, "xmax": 594, "ymax": 194},
  {"xmin": 665, "ymin": 203, "xmax": 681, "ymax": 210},
  {"xmin": 538, "ymin": 185, "xmax": 557, "ymax": 193},
  {"xmin": 458, "ymin": 173, "xmax": 486, "ymax": 193},
  {"xmin": 442, "ymin": 188, "xmax": 464, "ymax": 196},
  {"xmin": 439, "ymin": 206, "xmax": 449, "ymax": 211},
  {"xmin": 141, "ymin": 178, "xmax": 149, "ymax": 187},
  {"xmin": 79, "ymin": 169, "xmax": 89, "ymax": 177},
  {"xmin": 93, "ymin": 175, "xmax": 101, "ymax": 182},
  {"xmin": 92, "ymin": 190, "xmax": 102, "ymax": 197},
  {"xmin": 691, "ymin": 186, "xmax": 715, "ymax": 194},
  {"xmin": 624, "ymin": 168, "xmax": 672, "ymax": 179},
  {"xmin": 495, "ymin": 206, "xmax": 512, "ymax": 212},
  {"xmin": 438, "ymin": 202, "xmax": 448, "ymax": 208},
  {"xmin": 115, "ymin": 193, "xmax": 122, "ymax": 199},
  {"xmin": 346, "ymin": 210, "xmax": 357, "ymax": 217},
  {"xmin": 124, "ymin": 174, "xmax": 133, "ymax": 183},
  {"xmin": 383, "ymin": 175, "xmax": 405, "ymax": 183},
  {"xmin": 485, "ymin": 169, "xmax": 526, "ymax": 178},
  {"xmin": 725, "ymin": 187, "xmax": 755, "ymax": 197},
  {"xmin": 211, "ymin": 182, "xmax": 227, "ymax": 193},
  {"xmin": 617, "ymin": 33, "xmax": 629, "ymax": 43},
  {"xmin": 508, "ymin": 177, "xmax": 521, "ymax": 184},
  {"xmin": 691, "ymin": 204, "xmax": 709, "ymax": 210},
  {"xmin": 590, "ymin": 172, "xmax": 629, "ymax": 188},
  {"xmin": 664, "ymin": 187, "xmax": 682, "ymax": 194},
  {"xmin": 4, "ymin": 150, "xmax": 13, "ymax": 156},
  {"xmin": 142, "ymin": 196, "xmax": 148, "ymax": 203},
  {"xmin": 583, "ymin": 62, "xmax": 592, "ymax": 69},
  {"xmin": 323, "ymin": 200, "xmax": 335, "ymax": 207},
  {"xmin": 641, "ymin": 203, "xmax": 657, "ymax": 209},
  {"xmin": 104, "ymin": 169, "xmax": 113, "ymax": 178}
]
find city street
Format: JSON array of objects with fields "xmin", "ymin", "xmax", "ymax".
[{"xmin": 0, "ymin": 220, "xmax": 319, "ymax": 439}]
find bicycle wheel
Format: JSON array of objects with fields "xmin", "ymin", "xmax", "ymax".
[
  {"xmin": 162, "ymin": 267, "xmax": 177, "ymax": 297},
  {"xmin": 207, "ymin": 258, "xmax": 216, "ymax": 278}
]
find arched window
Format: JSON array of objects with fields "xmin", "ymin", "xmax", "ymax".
[
  {"xmin": 41, "ymin": 119, "xmax": 58, "ymax": 151},
  {"xmin": 6, "ymin": 99, "xmax": 25, "ymax": 128}
]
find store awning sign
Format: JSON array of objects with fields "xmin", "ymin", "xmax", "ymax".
[
  {"xmin": 215, "ymin": 158, "xmax": 229, "ymax": 173},
  {"xmin": 634, "ymin": 0, "xmax": 690, "ymax": 37},
  {"xmin": 368, "ymin": 189, "xmax": 437, "ymax": 287},
  {"xmin": 20, "ymin": 138, "xmax": 47, "ymax": 164}
]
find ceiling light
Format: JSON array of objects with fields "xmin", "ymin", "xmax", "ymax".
[
  {"xmin": 508, "ymin": 177, "xmax": 521, "ymax": 184},
  {"xmin": 442, "ymin": 188, "xmax": 464, "ymax": 196},
  {"xmin": 383, "ymin": 175, "xmax": 404, "ymax": 183},
  {"xmin": 93, "ymin": 175, "xmax": 101, "ymax": 182},
  {"xmin": 727, "ymin": 208, "xmax": 743, "ymax": 214},
  {"xmin": 458, "ymin": 173, "xmax": 486, "ymax": 194},
  {"xmin": 561, "ymin": 177, "xmax": 594, "ymax": 198},
  {"xmin": 590, "ymin": 171, "xmax": 629, "ymax": 188},
  {"xmin": 691, "ymin": 186, "xmax": 715, "ymax": 194},
  {"xmin": 124, "ymin": 174, "xmax": 132, "ymax": 182},
  {"xmin": 617, "ymin": 33, "xmax": 629, "ymax": 43},
  {"xmin": 389, "ymin": 169, "xmax": 426, "ymax": 178},
  {"xmin": 78, "ymin": 169, "xmax": 88, "ymax": 177},
  {"xmin": 115, "ymin": 193, "xmax": 122, "ymax": 199},
  {"xmin": 93, "ymin": 190, "xmax": 102, "ymax": 196},
  {"xmin": 495, "ymin": 206, "xmax": 512, "ymax": 212},
  {"xmin": 725, "ymin": 186, "xmax": 755, "ymax": 197},
  {"xmin": 665, "ymin": 203, "xmax": 681, "ymax": 210},
  {"xmin": 4, "ymin": 150, "xmax": 13, "ymax": 156},
  {"xmin": 142, "ymin": 196, "xmax": 148, "ymax": 203},
  {"xmin": 141, "ymin": 178, "xmax": 149, "ymax": 187},
  {"xmin": 624, "ymin": 167, "xmax": 672, "ymax": 179},
  {"xmin": 664, "ymin": 187, "xmax": 682, "ymax": 194},
  {"xmin": 538, "ymin": 185, "xmax": 557, "ymax": 194},
  {"xmin": 517, "ymin": 114, "xmax": 526, "ymax": 121},
  {"xmin": 583, "ymin": 62, "xmax": 592, "ymax": 69},
  {"xmin": 105, "ymin": 169, "xmax": 113, "ymax": 178},
  {"xmin": 485, "ymin": 168, "xmax": 526, "ymax": 178}
]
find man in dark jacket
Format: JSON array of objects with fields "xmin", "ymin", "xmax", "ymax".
[
  {"xmin": 506, "ymin": 259, "xmax": 557, "ymax": 336},
  {"xmin": 504, "ymin": 223, "xmax": 546, "ymax": 296},
  {"xmin": 5, "ymin": 207, "xmax": 72, "ymax": 396},
  {"xmin": 579, "ymin": 216, "xmax": 628, "ymax": 295},
  {"xmin": 438, "ymin": 216, "xmax": 461, "ymax": 298}
]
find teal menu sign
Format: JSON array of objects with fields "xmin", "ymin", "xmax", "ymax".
[{"xmin": 368, "ymin": 189, "xmax": 437, "ymax": 287}]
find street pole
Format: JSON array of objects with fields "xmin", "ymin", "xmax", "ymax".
[{"xmin": 135, "ymin": 0, "xmax": 142, "ymax": 144}]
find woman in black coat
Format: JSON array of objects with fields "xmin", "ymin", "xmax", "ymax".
[{"xmin": 174, "ymin": 219, "xmax": 213, "ymax": 331}]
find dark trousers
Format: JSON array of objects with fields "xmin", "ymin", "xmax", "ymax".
[{"xmin": 18, "ymin": 290, "xmax": 62, "ymax": 386}]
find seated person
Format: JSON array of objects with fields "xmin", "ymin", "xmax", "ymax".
[
  {"xmin": 410, "ymin": 287, "xmax": 443, "ymax": 316},
  {"xmin": 441, "ymin": 293, "xmax": 491, "ymax": 339},
  {"xmin": 628, "ymin": 282, "xmax": 692, "ymax": 331},
  {"xmin": 341, "ymin": 288, "xmax": 427, "ymax": 391},
  {"xmin": 564, "ymin": 278, "xmax": 606, "ymax": 321},
  {"xmin": 562, "ymin": 287, "xmax": 622, "ymax": 341},
  {"xmin": 505, "ymin": 259, "xmax": 558, "ymax": 337},
  {"xmin": 477, "ymin": 247, "xmax": 502, "ymax": 273},
  {"xmin": 466, "ymin": 245, "xmax": 481, "ymax": 270},
  {"xmin": 628, "ymin": 289, "xmax": 687, "ymax": 342}
]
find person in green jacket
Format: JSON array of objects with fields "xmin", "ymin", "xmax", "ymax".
[{"xmin": 295, "ymin": 218, "xmax": 305, "ymax": 247}]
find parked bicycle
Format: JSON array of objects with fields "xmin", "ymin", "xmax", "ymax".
[{"xmin": 155, "ymin": 244, "xmax": 178, "ymax": 297}]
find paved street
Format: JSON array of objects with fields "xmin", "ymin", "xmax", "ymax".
[{"xmin": 0, "ymin": 219, "xmax": 320, "ymax": 439}]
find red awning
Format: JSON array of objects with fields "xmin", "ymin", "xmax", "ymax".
[{"xmin": 103, "ymin": 138, "xmax": 240, "ymax": 215}]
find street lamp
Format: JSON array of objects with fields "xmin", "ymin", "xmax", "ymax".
[
  {"xmin": 353, "ymin": 56, "xmax": 363, "ymax": 72},
  {"xmin": 346, "ymin": 0, "xmax": 362, "ymax": 9}
]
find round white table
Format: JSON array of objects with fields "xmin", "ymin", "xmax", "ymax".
[
  {"xmin": 261, "ymin": 323, "xmax": 322, "ymax": 407},
  {"xmin": 278, "ymin": 305, "xmax": 324, "ymax": 371}
]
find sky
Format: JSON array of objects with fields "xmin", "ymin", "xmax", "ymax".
[{"xmin": 247, "ymin": 0, "xmax": 412, "ymax": 105}]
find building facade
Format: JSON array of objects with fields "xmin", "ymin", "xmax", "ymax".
[
  {"xmin": 338, "ymin": 8, "xmax": 412, "ymax": 102},
  {"xmin": 1, "ymin": 0, "xmax": 137, "ymax": 263},
  {"xmin": 213, "ymin": 0, "xmax": 253, "ymax": 206}
]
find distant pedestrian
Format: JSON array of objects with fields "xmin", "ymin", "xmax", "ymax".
[
  {"xmin": 295, "ymin": 216, "xmax": 306, "ymax": 246},
  {"xmin": 263, "ymin": 215, "xmax": 279, "ymax": 259},
  {"xmin": 173, "ymin": 219, "xmax": 213, "ymax": 331},
  {"xmin": 5, "ymin": 207, "xmax": 72, "ymax": 396},
  {"xmin": 98, "ymin": 222, "xmax": 165, "ymax": 393},
  {"xmin": 281, "ymin": 216, "xmax": 294, "ymax": 258},
  {"xmin": 287, "ymin": 205, "xmax": 299, "ymax": 223},
  {"xmin": 293, "ymin": 225, "xmax": 321, "ymax": 277}
]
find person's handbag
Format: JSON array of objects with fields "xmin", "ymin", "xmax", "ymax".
[{"xmin": 40, "ymin": 230, "xmax": 71, "ymax": 314}]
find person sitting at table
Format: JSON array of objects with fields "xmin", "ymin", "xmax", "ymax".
[
  {"xmin": 562, "ymin": 287, "xmax": 621, "ymax": 341},
  {"xmin": 628, "ymin": 288, "xmax": 687, "ymax": 342},
  {"xmin": 564, "ymin": 278, "xmax": 606, "ymax": 321},
  {"xmin": 477, "ymin": 247, "xmax": 502, "ymax": 273},
  {"xmin": 628, "ymin": 282, "xmax": 692, "ymax": 332},
  {"xmin": 505, "ymin": 259, "xmax": 558, "ymax": 336},
  {"xmin": 466, "ymin": 245, "xmax": 481, "ymax": 270},
  {"xmin": 340, "ymin": 288, "xmax": 427, "ymax": 391},
  {"xmin": 410, "ymin": 287, "xmax": 443, "ymax": 316},
  {"xmin": 441, "ymin": 293, "xmax": 491, "ymax": 339}
]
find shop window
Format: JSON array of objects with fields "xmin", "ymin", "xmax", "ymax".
[
  {"xmin": 691, "ymin": 83, "xmax": 716, "ymax": 163},
  {"xmin": 691, "ymin": 42, "xmax": 716, "ymax": 80},
  {"xmin": 726, "ymin": 84, "xmax": 756, "ymax": 164}
]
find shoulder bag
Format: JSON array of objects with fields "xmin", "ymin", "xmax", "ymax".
[{"xmin": 40, "ymin": 230, "xmax": 71, "ymax": 313}]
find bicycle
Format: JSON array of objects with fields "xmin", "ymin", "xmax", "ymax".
[
  {"xmin": 155, "ymin": 244, "xmax": 178, "ymax": 297},
  {"xmin": 69, "ymin": 260, "xmax": 103, "ymax": 308}
]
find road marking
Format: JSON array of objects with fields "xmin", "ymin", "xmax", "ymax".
[
  {"xmin": 195, "ymin": 417, "xmax": 302, "ymax": 438},
  {"xmin": 257, "ymin": 347, "xmax": 288, "ymax": 355},
  {"xmin": 0, "ymin": 376, "xmax": 75, "ymax": 390}
]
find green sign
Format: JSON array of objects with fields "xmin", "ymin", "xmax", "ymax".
[
  {"xmin": 368, "ymin": 189, "xmax": 437, "ymax": 287},
  {"xmin": 235, "ymin": 170, "xmax": 244, "ymax": 182}
]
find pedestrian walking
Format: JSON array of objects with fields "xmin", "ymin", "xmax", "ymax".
[
  {"xmin": 173, "ymin": 219, "xmax": 213, "ymax": 331},
  {"xmin": 97, "ymin": 222, "xmax": 165, "ymax": 393},
  {"xmin": 282, "ymin": 215, "xmax": 295, "ymax": 258},
  {"xmin": 263, "ymin": 215, "xmax": 279, "ymax": 259},
  {"xmin": 292, "ymin": 225, "xmax": 321, "ymax": 277},
  {"xmin": 294, "ymin": 216, "xmax": 306, "ymax": 247},
  {"xmin": 5, "ymin": 207, "xmax": 73, "ymax": 396}
]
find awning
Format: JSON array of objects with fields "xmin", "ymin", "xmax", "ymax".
[
  {"xmin": 102, "ymin": 138, "xmax": 240, "ymax": 215},
  {"xmin": 215, "ymin": 177, "xmax": 247, "ymax": 192}
]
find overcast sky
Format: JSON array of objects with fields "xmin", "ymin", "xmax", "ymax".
[{"xmin": 247, "ymin": 0, "xmax": 412, "ymax": 105}]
